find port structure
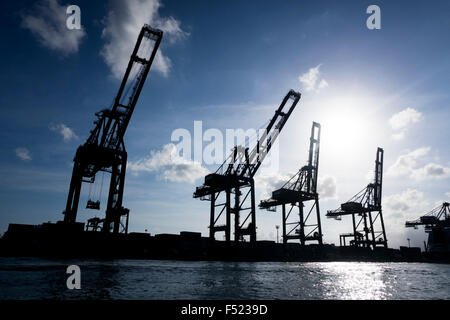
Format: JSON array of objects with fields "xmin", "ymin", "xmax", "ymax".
[
  {"xmin": 326, "ymin": 148, "xmax": 387, "ymax": 249},
  {"xmin": 63, "ymin": 25, "xmax": 163, "ymax": 234},
  {"xmin": 406, "ymin": 202, "xmax": 449, "ymax": 231},
  {"xmin": 259, "ymin": 122, "xmax": 322, "ymax": 246},
  {"xmin": 406, "ymin": 202, "xmax": 449, "ymax": 251},
  {"xmin": 193, "ymin": 90, "xmax": 301, "ymax": 243}
]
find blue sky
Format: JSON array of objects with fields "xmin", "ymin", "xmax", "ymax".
[{"xmin": 0, "ymin": 0, "xmax": 449, "ymax": 249}]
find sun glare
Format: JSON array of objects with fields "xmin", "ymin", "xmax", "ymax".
[{"xmin": 319, "ymin": 94, "xmax": 377, "ymax": 154}]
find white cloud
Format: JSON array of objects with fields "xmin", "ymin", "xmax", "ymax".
[
  {"xmin": 49, "ymin": 123, "xmax": 78, "ymax": 142},
  {"xmin": 318, "ymin": 79, "xmax": 329, "ymax": 89},
  {"xmin": 128, "ymin": 143, "xmax": 208, "ymax": 183},
  {"xmin": 385, "ymin": 189, "xmax": 425, "ymax": 213},
  {"xmin": 101, "ymin": 0, "xmax": 188, "ymax": 79},
  {"xmin": 255, "ymin": 172, "xmax": 292, "ymax": 200},
  {"xmin": 388, "ymin": 107, "xmax": 422, "ymax": 140},
  {"xmin": 389, "ymin": 108, "xmax": 422, "ymax": 130},
  {"xmin": 446, "ymin": 192, "xmax": 450, "ymax": 199},
  {"xmin": 317, "ymin": 175, "xmax": 337, "ymax": 200},
  {"xmin": 21, "ymin": 0, "xmax": 86, "ymax": 55},
  {"xmin": 15, "ymin": 148, "xmax": 32, "ymax": 161},
  {"xmin": 365, "ymin": 169, "xmax": 374, "ymax": 183},
  {"xmin": 391, "ymin": 131, "xmax": 405, "ymax": 141},
  {"xmin": 298, "ymin": 64, "xmax": 328, "ymax": 92},
  {"xmin": 411, "ymin": 163, "xmax": 450, "ymax": 180},
  {"xmin": 383, "ymin": 189, "xmax": 431, "ymax": 233},
  {"xmin": 387, "ymin": 147, "xmax": 430, "ymax": 177},
  {"xmin": 156, "ymin": 16, "xmax": 188, "ymax": 44},
  {"xmin": 383, "ymin": 189, "xmax": 431, "ymax": 249},
  {"xmin": 387, "ymin": 147, "xmax": 450, "ymax": 180}
]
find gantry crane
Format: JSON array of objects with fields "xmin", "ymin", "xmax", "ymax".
[
  {"xmin": 62, "ymin": 25, "xmax": 163, "ymax": 234},
  {"xmin": 259, "ymin": 122, "xmax": 322, "ymax": 246},
  {"xmin": 405, "ymin": 202, "xmax": 450, "ymax": 253},
  {"xmin": 406, "ymin": 202, "xmax": 449, "ymax": 252},
  {"xmin": 406, "ymin": 202, "xmax": 449, "ymax": 231},
  {"xmin": 326, "ymin": 148, "xmax": 387, "ymax": 249},
  {"xmin": 193, "ymin": 90, "xmax": 301, "ymax": 243}
]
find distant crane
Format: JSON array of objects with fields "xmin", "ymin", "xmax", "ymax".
[
  {"xmin": 259, "ymin": 122, "xmax": 322, "ymax": 246},
  {"xmin": 193, "ymin": 90, "xmax": 301, "ymax": 243},
  {"xmin": 405, "ymin": 202, "xmax": 449, "ymax": 252},
  {"xmin": 406, "ymin": 202, "xmax": 449, "ymax": 231},
  {"xmin": 326, "ymin": 148, "xmax": 387, "ymax": 249},
  {"xmin": 62, "ymin": 25, "xmax": 163, "ymax": 234}
]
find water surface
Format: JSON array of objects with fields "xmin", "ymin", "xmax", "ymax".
[{"xmin": 0, "ymin": 257, "xmax": 449, "ymax": 299}]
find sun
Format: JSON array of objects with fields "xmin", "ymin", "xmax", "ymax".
[{"xmin": 318, "ymin": 94, "xmax": 378, "ymax": 154}]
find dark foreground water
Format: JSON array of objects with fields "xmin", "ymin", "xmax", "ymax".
[{"xmin": 0, "ymin": 257, "xmax": 449, "ymax": 299}]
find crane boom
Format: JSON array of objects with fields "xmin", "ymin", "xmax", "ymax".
[
  {"xmin": 91, "ymin": 26, "xmax": 161, "ymax": 151},
  {"xmin": 244, "ymin": 90, "xmax": 300, "ymax": 178},
  {"xmin": 195, "ymin": 90, "xmax": 300, "ymax": 197}
]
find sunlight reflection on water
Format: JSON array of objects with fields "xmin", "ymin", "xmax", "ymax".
[{"xmin": 317, "ymin": 262, "xmax": 389, "ymax": 300}]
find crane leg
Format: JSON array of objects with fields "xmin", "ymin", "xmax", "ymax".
[
  {"xmin": 104, "ymin": 152, "xmax": 127, "ymax": 234},
  {"xmin": 282, "ymin": 204, "xmax": 287, "ymax": 244},
  {"xmin": 315, "ymin": 196, "xmax": 323, "ymax": 245},
  {"xmin": 209, "ymin": 193, "xmax": 216, "ymax": 240},
  {"xmin": 250, "ymin": 179, "xmax": 256, "ymax": 242},
  {"xmin": 64, "ymin": 158, "xmax": 83, "ymax": 224},
  {"xmin": 226, "ymin": 189, "xmax": 231, "ymax": 242}
]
